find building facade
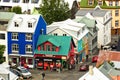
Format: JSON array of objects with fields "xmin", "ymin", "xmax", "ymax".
[
  {"xmin": 80, "ymin": 0, "xmax": 120, "ymax": 35},
  {"xmin": 34, "ymin": 35, "xmax": 75, "ymax": 70},
  {"xmin": 75, "ymin": 6, "xmax": 112, "ymax": 48},
  {"xmin": 47, "ymin": 19, "xmax": 89, "ymax": 63},
  {"xmin": 0, "ymin": 12, "xmax": 15, "ymax": 64},
  {"xmin": 7, "ymin": 14, "xmax": 46, "ymax": 68}
]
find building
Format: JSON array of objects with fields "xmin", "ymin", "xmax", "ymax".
[
  {"xmin": 34, "ymin": 35, "xmax": 75, "ymax": 70},
  {"xmin": 75, "ymin": 12, "xmax": 98, "ymax": 55},
  {"xmin": 79, "ymin": 66, "xmax": 110, "ymax": 80},
  {"xmin": 0, "ymin": 0, "xmax": 42, "ymax": 13},
  {"xmin": 80, "ymin": 0, "xmax": 120, "ymax": 35},
  {"xmin": 47, "ymin": 19, "xmax": 89, "ymax": 63},
  {"xmin": 7, "ymin": 14, "xmax": 46, "ymax": 68},
  {"xmin": 0, "ymin": 12, "xmax": 15, "ymax": 64},
  {"xmin": 75, "ymin": 6, "xmax": 112, "ymax": 48}
]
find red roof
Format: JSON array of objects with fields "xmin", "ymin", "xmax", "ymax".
[{"xmin": 96, "ymin": 50, "xmax": 120, "ymax": 67}]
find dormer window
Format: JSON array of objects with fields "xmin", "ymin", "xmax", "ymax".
[
  {"xmin": 28, "ymin": 18, "xmax": 36, "ymax": 28},
  {"xmin": 14, "ymin": 17, "xmax": 23, "ymax": 27},
  {"xmin": 98, "ymin": 1, "xmax": 102, "ymax": 6}
]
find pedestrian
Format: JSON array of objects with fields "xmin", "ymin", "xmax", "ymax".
[{"xmin": 42, "ymin": 72, "xmax": 45, "ymax": 80}]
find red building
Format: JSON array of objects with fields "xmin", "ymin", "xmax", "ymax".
[{"xmin": 34, "ymin": 35, "xmax": 75, "ymax": 70}]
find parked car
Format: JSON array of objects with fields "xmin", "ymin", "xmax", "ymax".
[
  {"xmin": 92, "ymin": 55, "xmax": 98, "ymax": 63},
  {"xmin": 10, "ymin": 66, "xmax": 32, "ymax": 79},
  {"xmin": 79, "ymin": 64, "xmax": 89, "ymax": 71}
]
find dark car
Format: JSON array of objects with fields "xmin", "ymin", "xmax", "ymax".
[
  {"xmin": 79, "ymin": 64, "xmax": 89, "ymax": 71},
  {"xmin": 92, "ymin": 55, "xmax": 98, "ymax": 63}
]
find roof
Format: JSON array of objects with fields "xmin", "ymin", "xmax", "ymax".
[
  {"xmin": 96, "ymin": 50, "xmax": 120, "ymax": 67},
  {"xmin": 34, "ymin": 35, "xmax": 74, "ymax": 56},
  {"xmin": 7, "ymin": 14, "xmax": 41, "ymax": 33},
  {"xmin": 75, "ymin": 8, "xmax": 108, "ymax": 17},
  {"xmin": 0, "ymin": 12, "xmax": 15, "ymax": 21},
  {"xmin": 0, "ymin": 63, "xmax": 18, "ymax": 80},
  {"xmin": 47, "ymin": 19, "xmax": 89, "ymax": 40},
  {"xmin": 79, "ymin": 67, "xmax": 110, "ymax": 80}
]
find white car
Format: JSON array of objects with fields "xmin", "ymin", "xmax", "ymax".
[{"xmin": 14, "ymin": 66, "xmax": 32, "ymax": 79}]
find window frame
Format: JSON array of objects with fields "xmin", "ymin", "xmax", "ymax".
[
  {"xmin": 12, "ymin": 33, "xmax": 18, "ymax": 40},
  {"xmin": 25, "ymin": 33, "xmax": 32, "ymax": 41},
  {"xmin": 115, "ymin": 10, "xmax": 119, "ymax": 16},
  {"xmin": 28, "ymin": 22, "xmax": 33, "ymax": 28},
  {"xmin": 115, "ymin": 20, "xmax": 119, "ymax": 27},
  {"xmin": 14, "ymin": 22, "xmax": 19, "ymax": 27},
  {"xmin": 12, "ymin": 44, "xmax": 19, "ymax": 52},
  {"xmin": 109, "ymin": 1, "xmax": 113, "ymax": 6},
  {"xmin": 25, "ymin": 44, "xmax": 33, "ymax": 53}
]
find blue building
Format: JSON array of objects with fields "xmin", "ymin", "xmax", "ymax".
[{"xmin": 7, "ymin": 14, "xmax": 46, "ymax": 68}]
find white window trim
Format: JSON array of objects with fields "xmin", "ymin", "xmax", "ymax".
[
  {"xmin": 25, "ymin": 33, "xmax": 32, "ymax": 41},
  {"xmin": 12, "ymin": 33, "xmax": 18, "ymax": 41},
  {"xmin": 12, "ymin": 44, "xmax": 19, "ymax": 52},
  {"xmin": 25, "ymin": 44, "xmax": 33, "ymax": 53}
]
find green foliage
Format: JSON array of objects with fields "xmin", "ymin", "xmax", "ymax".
[
  {"xmin": 0, "ymin": 45, "xmax": 5, "ymax": 64},
  {"xmin": 11, "ymin": 6, "xmax": 22, "ymax": 14},
  {"xmin": 39, "ymin": 0, "xmax": 70, "ymax": 25}
]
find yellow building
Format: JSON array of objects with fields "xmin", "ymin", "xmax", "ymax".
[{"xmin": 80, "ymin": 0, "xmax": 120, "ymax": 35}]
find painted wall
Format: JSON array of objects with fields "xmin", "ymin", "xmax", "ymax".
[
  {"xmin": 8, "ymin": 32, "xmax": 33, "ymax": 55},
  {"xmin": 33, "ymin": 15, "xmax": 46, "ymax": 50}
]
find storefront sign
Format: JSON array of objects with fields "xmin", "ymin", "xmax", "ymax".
[
  {"xmin": 45, "ymin": 54, "xmax": 53, "ymax": 57},
  {"xmin": 44, "ymin": 59, "xmax": 52, "ymax": 61}
]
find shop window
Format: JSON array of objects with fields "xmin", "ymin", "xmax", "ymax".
[{"xmin": 28, "ymin": 58, "xmax": 33, "ymax": 65}]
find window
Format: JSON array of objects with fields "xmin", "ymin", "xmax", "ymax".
[
  {"xmin": 46, "ymin": 45, "xmax": 51, "ymax": 51},
  {"xmin": 28, "ymin": 58, "xmax": 33, "ymax": 65},
  {"xmin": 28, "ymin": 23, "xmax": 32, "ymax": 28},
  {"xmin": 54, "ymin": 33, "xmax": 58, "ymax": 36},
  {"xmin": 52, "ymin": 45, "xmax": 56, "ymax": 51},
  {"xmin": 25, "ymin": 33, "xmax": 32, "ymax": 41},
  {"xmin": 40, "ymin": 29, "xmax": 44, "ymax": 34},
  {"xmin": 88, "ymin": 0, "xmax": 93, "ymax": 5},
  {"xmin": 115, "ymin": 20, "xmax": 119, "ymax": 27},
  {"xmin": 63, "ymin": 34, "xmax": 67, "ymax": 36},
  {"xmin": 109, "ymin": 1, "xmax": 113, "ymax": 6},
  {"xmin": 115, "ymin": 1, "xmax": 119, "ymax": 6},
  {"xmin": 115, "ymin": 10, "xmax": 119, "ymax": 16},
  {"xmin": 14, "ymin": 22, "xmax": 19, "ymax": 27},
  {"xmin": 98, "ymin": 1, "xmax": 102, "ymax": 5},
  {"xmin": 40, "ymin": 45, "xmax": 44, "ymax": 50},
  {"xmin": 0, "ymin": 34, "xmax": 5, "ymax": 39},
  {"xmin": 13, "ymin": 0, "xmax": 19, "ymax": 3},
  {"xmin": 12, "ymin": 33, "xmax": 18, "ymax": 40},
  {"xmin": 12, "ymin": 44, "xmax": 19, "ymax": 52},
  {"xmin": 26, "ymin": 44, "xmax": 32, "ymax": 53}
]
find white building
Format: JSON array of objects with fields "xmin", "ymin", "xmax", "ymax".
[
  {"xmin": 0, "ymin": 12, "xmax": 15, "ymax": 64},
  {"xmin": 79, "ymin": 66, "xmax": 110, "ymax": 80},
  {"xmin": 75, "ymin": 6, "xmax": 112, "ymax": 48}
]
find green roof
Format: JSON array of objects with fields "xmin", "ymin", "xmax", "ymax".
[
  {"xmin": 75, "ymin": 17, "xmax": 96, "ymax": 28},
  {"xmin": 35, "ymin": 35, "xmax": 73, "ymax": 56},
  {"xmin": 0, "ymin": 12, "xmax": 15, "ymax": 20},
  {"xmin": 80, "ymin": 0, "xmax": 120, "ymax": 9}
]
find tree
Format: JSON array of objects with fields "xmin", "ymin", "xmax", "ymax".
[
  {"xmin": 11, "ymin": 6, "xmax": 22, "ymax": 14},
  {"xmin": 39, "ymin": 0, "xmax": 70, "ymax": 25},
  {"xmin": 0, "ymin": 45, "xmax": 5, "ymax": 64}
]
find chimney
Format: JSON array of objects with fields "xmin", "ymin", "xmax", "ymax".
[{"xmin": 89, "ymin": 65, "xmax": 93, "ymax": 75}]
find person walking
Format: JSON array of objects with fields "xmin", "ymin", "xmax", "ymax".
[{"xmin": 42, "ymin": 72, "xmax": 45, "ymax": 80}]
